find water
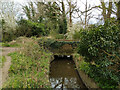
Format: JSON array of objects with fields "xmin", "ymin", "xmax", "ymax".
[{"xmin": 49, "ymin": 56, "xmax": 87, "ymax": 89}]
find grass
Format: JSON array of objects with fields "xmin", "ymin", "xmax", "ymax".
[
  {"xmin": 2, "ymin": 42, "xmax": 20, "ymax": 47},
  {"xmin": 1, "ymin": 37, "xmax": 32, "ymax": 47},
  {"xmin": 3, "ymin": 37, "xmax": 52, "ymax": 88},
  {"xmin": 0, "ymin": 42, "xmax": 2, "ymax": 47},
  {"xmin": 0, "ymin": 56, "xmax": 6, "ymax": 67}
]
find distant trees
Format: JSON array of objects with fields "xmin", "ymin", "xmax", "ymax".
[
  {"xmin": 0, "ymin": 2, "xmax": 19, "ymax": 42},
  {"xmin": 16, "ymin": 19, "xmax": 45, "ymax": 37},
  {"xmin": 57, "ymin": 0, "xmax": 67, "ymax": 34},
  {"xmin": 21, "ymin": 1, "xmax": 67, "ymax": 36},
  {"xmin": 20, "ymin": 0, "xmax": 119, "ymax": 38},
  {"xmin": 1, "ymin": 0, "xmax": 120, "ymax": 42},
  {"xmin": 0, "ymin": 2, "xmax": 18, "ymax": 30}
]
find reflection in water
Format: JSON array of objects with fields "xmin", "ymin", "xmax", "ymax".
[{"xmin": 49, "ymin": 58, "xmax": 86, "ymax": 88}]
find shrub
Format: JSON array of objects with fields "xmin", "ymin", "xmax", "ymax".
[
  {"xmin": 77, "ymin": 20, "xmax": 120, "ymax": 88},
  {"xmin": 72, "ymin": 29, "xmax": 85, "ymax": 40},
  {"xmin": 16, "ymin": 19, "xmax": 47, "ymax": 37},
  {"xmin": 2, "ymin": 29, "xmax": 17, "ymax": 42}
]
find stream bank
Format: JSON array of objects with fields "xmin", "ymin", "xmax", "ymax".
[{"xmin": 73, "ymin": 54, "xmax": 99, "ymax": 89}]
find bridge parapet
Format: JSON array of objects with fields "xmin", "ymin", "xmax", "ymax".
[{"xmin": 38, "ymin": 38, "xmax": 80, "ymax": 55}]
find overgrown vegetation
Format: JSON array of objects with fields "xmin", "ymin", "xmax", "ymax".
[
  {"xmin": 72, "ymin": 29, "xmax": 85, "ymax": 40},
  {"xmin": 77, "ymin": 20, "xmax": 120, "ymax": 88},
  {"xmin": 3, "ymin": 38, "xmax": 52, "ymax": 88}
]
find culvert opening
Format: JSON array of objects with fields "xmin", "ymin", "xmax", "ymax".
[
  {"xmin": 49, "ymin": 55, "xmax": 87, "ymax": 88},
  {"xmin": 54, "ymin": 55, "xmax": 73, "ymax": 60}
]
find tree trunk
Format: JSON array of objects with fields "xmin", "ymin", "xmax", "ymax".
[
  {"xmin": 61, "ymin": 1, "xmax": 67, "ymax": 34},
  {"xmin": 101, "ymin": 1, "xmax": 107, "ymax": 21},
  {"xmin": 117, "ymin": 1, "xmax": 120, "ymax": 23},
  {"xmin": 70, "ymin": 12, "xmax": 72, "ymax": 27},
  {"xmin": 69, "ymin": 1, "xmax": 72, "ymax": 28},
  {"xmin": 107, "ymin": 2, "xmax": 112, "ymax": 19},
  {"xmin": 100, "ymin": 0, "xmax": 112, "ymax": 22},
  {"xmin": 85, "ymin": 0, "xmax": 88, "ymax": 28}
]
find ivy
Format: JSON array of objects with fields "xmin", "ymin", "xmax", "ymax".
[{"xmin": 78, "ymin": 20, "xmax": 120, "ymax": 88}]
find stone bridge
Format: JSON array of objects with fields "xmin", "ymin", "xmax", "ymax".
[{"xmin": 38, "ymin": 38, "xmax": 80, "ymax": 55}]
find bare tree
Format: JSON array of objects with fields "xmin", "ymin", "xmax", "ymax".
[
  {"xmin": 66, "ymin": 0, "xmax": 77, "ymax": 27},
  {"xmin": 99, "ymin": 0, "xmax": 113, "ymax": 21},
  {"xmin": 76, "ymin": 0, "xmax": 118, "ymax": 26},
  {"xmin": 76, "ymin": 0, "xmax": 96, "ymax": 28}
]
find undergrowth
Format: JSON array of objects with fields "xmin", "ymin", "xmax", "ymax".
[{"xmin": 3, "ymin": 38, "xmax": 52, "ymax": 88}]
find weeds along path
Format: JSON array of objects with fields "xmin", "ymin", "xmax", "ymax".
[{"xmin": 0, "ymin": 47, "xmax": 19, "ymax": 88}]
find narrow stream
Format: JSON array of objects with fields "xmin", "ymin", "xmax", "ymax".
[{"xmin": 49, "ymin": 55, "xmax": 87, "ymax": 89}]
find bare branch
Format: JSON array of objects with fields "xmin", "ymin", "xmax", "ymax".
[{"xmin": 81, "ymin": 6, "xmax": 101, "ymax": 13}]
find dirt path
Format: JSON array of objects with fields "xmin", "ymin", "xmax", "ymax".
[{"xmin": 0, "ymin": 47, "xmax": 19, "ymax": 88}]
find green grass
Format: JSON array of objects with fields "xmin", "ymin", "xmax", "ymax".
[
  {"xmin": 3, "ymin": 51, "xmax": 51, "ymax": 88},
  {"xmin": 2, "ymin": 43, "xmax": 20, "ymax": 47},
  {"xmin": 2, "ymin": 37, "xmax": 52, "ymax": 88},
  {"xmin": 0, "ymin": 56, "xmax": 6, "ymax": 67}
]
